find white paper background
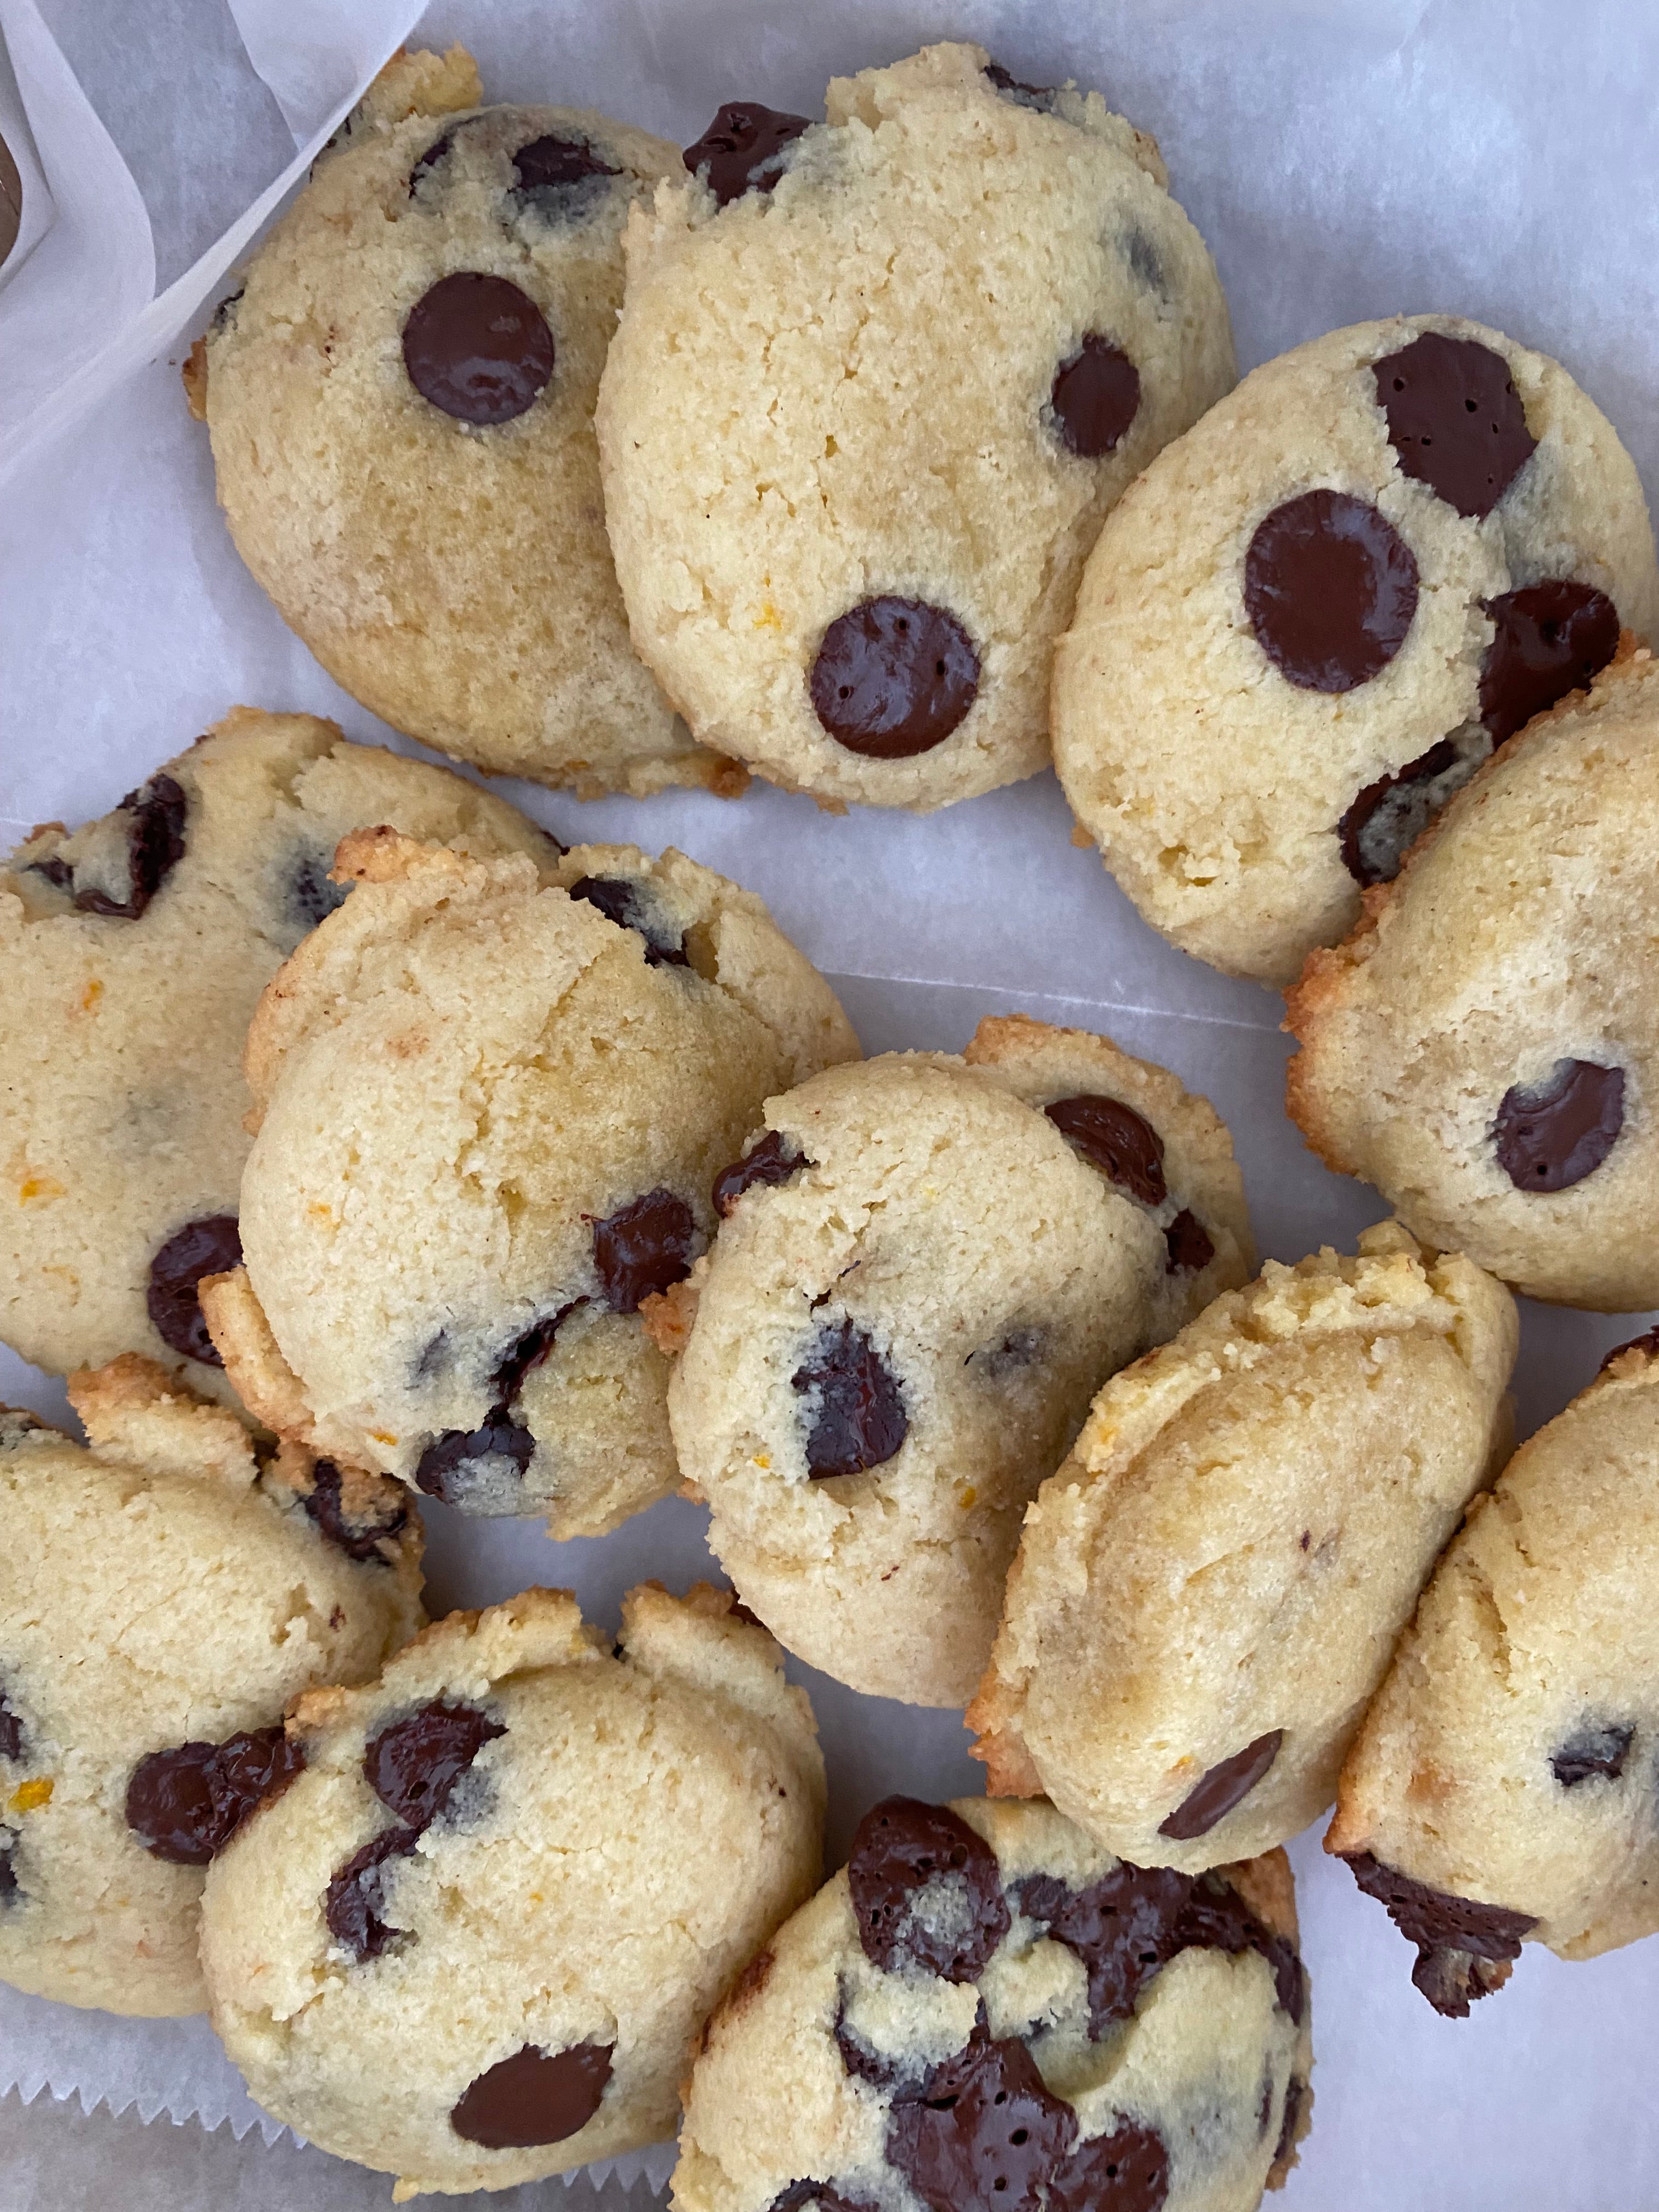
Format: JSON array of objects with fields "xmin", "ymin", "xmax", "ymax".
[{"xmin": 3, "ymin": 1, "xmax": 1659, "ymax": 2203}]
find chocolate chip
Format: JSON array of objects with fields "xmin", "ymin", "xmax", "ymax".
[
  {"xmin": 887, "ymin": 2033, "xmax": 1076, "ymax": 2212},
  {"xmin": 1016, "ymin": 1864, "xmax": 1193, "ymax": 2030},
  {"xmin": 1479, "ymin": 580, "xmax": 1620, "ymax": 744},
  {"xmin": 125, "ymin": 1726, "xmax": 304, "ymax": 1865},
  {"xmin": 1600, "ymin": 1325, "xmax": 1659, "ymax": 1373},
  {"xmin": 209, "ymin": 286, "xmax": 243, "ymax": 334},
  {"xmin": 848, "ymin": 1797, "xmax": 1009, "ymax": 1980},
  {"xmin": 409, "ymin": 129, "xmax": 455, "ymax": 193},
  {"xmin": 1158, "ymin": 1730, "xmax": 1282, "ymax": 1842},
  {"xmin": 1163, "ymin": 1209, "xmax": 1214, "ymax": 1274},
  {"xmin": 567, "ymin": 873, "xmax": 688, "ymax": 966},
  {"xmin": 1343, "ymin": 1850, "xmax": 1536, "ymax": 2017},
  {"xmin": 1273, "ymin": 2075, "xmax": 1306, "ymax": 2170},
  {"xmin": 713, "ymin": 1130, "xmax": 808, "ymax": 1216},
  {"xmin": 513, "ymin": 135, "xmax": 618, "ymax": 193},
  {"xmin": 792, "ymin": 1321, "xmax": 908, "ymax": 1479},
  {"xmin": 403, "ymin": 273, "xmax": 554, "ymax": 426},
  {"xmin": 768, "ymin": 2187, "xmax": 881, "ymax": 2212},
  {"xmin": 493, "ymin": 1301, "xmax": 585, "ymax": 1403},
  {"xmin": 0, "ymin": 1842, "xmax": 15, "ymax": 1905},
  {"xmin": 682, "ymin": 104, "xmax": 811, "ymax": 206},
  {"xmin": 1176, "ymin": 1872, "xmax": 1306, "ymax": 2023},
  {"xmin": 414, "ymin": 1414, "xmax": 535, "ymax": 1503},
  {"xmin": 1050, "ymin": 336, "xmax": 1141, "ymax": 459},
  {"xmin": 300, "ymin": 1459, "xmax": 409, "ymax": 1564},
  {"xmin": 450, "ymin": 2040, "xmax": 613, "ymax": 2148},
  {"xmin": 833, "ymin": 2005, "xmax": 910, "ymax": 2091},
  {"xmin": 70, "ymin": 775, "xmax": 189, "ymax": 919},
  {"xmin": 591, "ymin": 1188, "xmax": 697, "ymax": 1312},
  {"xmin": 146, "ymin": 1214, "xmax": 242, "ymax": 1365},
  {"xmin": 0, "ymin": 1685, "xmax": 22, "ymax": 1763},
  {"xmin": 1551, "ymin": 1722, "xmax": 1634, "ymax": 1787},
  {"xmin": 1494, "ymin": 1059, "xmax": 1624, "ymax": 1193},
  {"xmin": 1244, "ymin": 491, "xmax": 1419, "ymax": 693},
  {"xmin": 363, "ymin": 1701, "xmax": 505, "ymax": 1833},
  {"xmin": 1338, "ymin": 737, "xmax": 1481, "ymax": 887},
  {"xmin": 325, "ymin": 1825, "xmax": 414, "ymax": 1959},
  {"xmin": 809, "ymin": 597, "xmax": 981, "ymax": 759},
  {"xmin": 1374, "ymin": 331, "xmax": 1536, "ymax": 518},
  {"xmin": 1043, "ymin": 1095, "xmax": 1166, "ymax": 1206},
  {"xmin": 289, "ymin": 851, "xmax": 351, "ymax": 931},
  {"xmin": 1048, "ymin": 2121, "xmax": 1170, "ymax": 2212},
  {"xmin": 982, "ymin": 60, "xmax": 1056, "ymax": 102}
]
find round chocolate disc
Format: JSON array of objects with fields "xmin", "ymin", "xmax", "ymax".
[
  {"xmin": 402, "ymin": 273, "xmax": 555, "ymax": 427},
  {"xmin": 1050, "ymin": 335, "xmax": 1141, "ymax": 458},
  {"xmin": 1244, "ymin": 489, "xmax": 1419, "ymax": 692},
  {"xmin": 809, "ymin": 597, "xmax": 980, "ymax": 758}
]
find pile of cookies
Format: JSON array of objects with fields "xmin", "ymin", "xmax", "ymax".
[{"xmin": 3, "ymin": 31, "xmax": 1657, "ymax": 2208}]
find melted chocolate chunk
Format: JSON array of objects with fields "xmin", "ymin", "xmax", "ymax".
[
  {"xmin": 1044, "ymin": 1094, "xmax": 1167, "ymax": 1206},
  {"xmin": 513, "ymin": 134, "xmax": 618, "ymax": 193},
  {"xmin": 300, "ymin": 1459, "xmax": 409, "ymax": 1564},
  {"xmin": 832, "ymin": 2005, "xmax": 909, "ymax": 2091},
  {"xmin": 1016, "ymin": 1864, "xmax": 1192, "ymax": 2029},
  {"xmin": 1244, "ymin": 490, "xmax": 1419, "ymax": 692},
  {"xmin": 888, "ymin": 2034, "xmax": 1076, "ymax": 2212},
  {"xmin": 125, "ymin": 1726, "xmax": 304, "ymax": 1865},
  {"xmin": 1176, "ymin": 1872, "xmax": 1306, "ymax": 2023},
  {"xmin": 146, "ymin": 1214, "xmax": 242, "ymax": 1365},
  {"xmin": 1374, "ymin": 331, "xmax": 1536, "ymax": 518},
  {"xmin": 568, "ymin": 873, "xmax": 688, "ymax": 966},
  {"xmin": 1273, "ymin": 2075, "xmax": 1306, "ymax": 2169},
  {"xmin": 1493, "ymin": 1059, "xmax": 1624, "ymax": 1193},
  {"xmin": 1338, "ymin": 737, "xmax": 1475, "ymax": 888},
  {"xmin": 1164, "ymin": 1209, "xmax": 1214, "ymax": 1274},
  {"xmin": 363, "ymin": 1701, "xmax": 505, "ymax": 1832},
  {"xmin": 713, "ymin": 1130, "xmax": 808, "ymax": 1217},
  {"xmin": 70, "ymin": 775, "xmax": 189, "ymax": 919},
  {"xmin": 414, "ymin": 1413, "xmax": 535, "ymax": 1502},
  {"xmin": 809, "ymin": 598, "xmax": 981, "ymax": 759},
  {"xmin": 1479, "ymin": 580, "xmax": 1620, "ymax": 744},
  {"xmin": 493, "ymin": 1300, "xmax": 585, "ymax": 1403},
  {"xmin": 324, "ymin": 1825, "xmax": 414, "ymax": 1959},
  {"xmin": 450, "ymin": 2040, "xmax": 613, "ymax": 2148},
  {"xmin": 1049, "ymin": 2121, "xmax": 1170, "ymax": 2212},
  {"xmin": 1600, "ymin": 1325, "xmax": 1659, "ymax": 1373},
  {"xmin": 982, "ymin": 60, "xmax": 1056, "ymax": 103},
  {"xmin": 1551, "ymin": 1722, "xmax": 1634, "ymax": 1787},
  {"xmin": 1051, "ymin": 335, "xmax": 1141, "ymax": 459},
  {"xmin": 792, "ymin": 1320, "xmax": 908, "ymax": 1479},
  {"xmin": 1344, "ymin": 1851, "xmax": 1536, "ymax": 2017},
  {"xmin": 591, "ymin": 1188, "xmax": 697, "ymax": 1312},
  {"xmin": 0, "ymin": 1686, "xmax": 22, "ymax": 1763},
  {"xmin": 768, "ymin": 2187, "xmax": 881, "ymax": 2212},
  {"xmin": 848, "ymin": 1797, "xmax": 1009, "ymax": 1981},
  {"xmin": 1158, "ymin": 1730, "xmax": 1282, "ymax": 1842},
  {"xmin": 289, "ymin": 851, "xmax": 351, "ymax": 931},
  {"xmin": 403, "ymin": 273, "xmax": 555, "ymax": 426},
  {"xmin": 409, "ymin": 128, "xmax": 455, "ymax": 192},
  {"xmin": 0, "ymin": 1842, "xmax": 15, "ymax": 1905},
  {"xmin": 683, "ymin": 103, "xmax": 811, "ymax": 206}
]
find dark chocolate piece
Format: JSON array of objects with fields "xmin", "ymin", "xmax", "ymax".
[
  {"xmin": 403, "ymin": 272, "xmax": 554, "ymax": 426},
  {"xmin": 513, "ymin": 134, "xmax": 618, "ymax": 193},
  {"xmin": 146, "ymin": 1214, "xmax": 242, "ymax": 1365},
  {"xmin": 792, "ymin": 1320, "xmax": 908, "ymax": 1478},
  {"xmin": 713, "ymin": 1130, "xmax": 808, "ymax": 1216},
  {"xmin": 1048, "ymin": 2120, "xmax": 1170, "ymax": 2212},
  {"xmin": 982, "ymin": 60, "xmax": 1056, "ymax": 103},
  {"xmin": 1273, "ymin": 2074, "xmax": 1306, "ymax": 2170},
  {"xmin": 1551, "ymin": 1722, "xmax": 1634, "ymax": 1787},
  {"xmin": 0, "ymin": 1685, "xmax": 22, "ymax": 1763},
  {"xmin": 1051, "ymin": 335, "xmax": 1141, "ymax": 458},
  {"xmin": 567, "ymin": 873, "xmax": 689, "ymax": 966},
  {"xmin": 767, "ymin": 2187, "xmax": 881, "ymax": 2212},
  {"xmin": 449, "ymin": 2040, "xmax": 613, "ymax": 2147},
  {"xmin": 287, "ymin": 851, "xmax": 351, "ymax": 931},
  {"xmin": 125, "ymin": 1726, "xmax": 304, "ymax": 1865},
  {"xmin": 591, "ymin": 1188, "xmax": 697, "ymax": 1312},
  {"xmin": 1338, "ymin": 737, "xmax": 1479, "ymax": 887},
  {"xmin": 414, "ymin": 1413, "xmax": 535, "ymax": 1502},
  {"xmin": 887, "ymin": 2033, "xmax": 1075, "ymax": 2212},
  {"xmin": 809, "ymin": 597, "xmax": 980, "ymax": 758},
  {"xmin": 493, "ymin": 1300, "xmax": 586, "ymax": 1403},
  {"xmin": 1044, "ymin": 1094, "xmax": 1167, "ymax": 1206},
  {"xmin": 1600, "ymin": 1325, "xmax": 1659, "ymax": 1373},
  {"xmin": 847, "ymin": 1796, "xmax": 1009, "ymax": 1981},
  {"xmin": 1374, "ymin": 331, "xmax": 1535, "ymax": 518},
  {"xmin": 69, "ymin": 775, "xmax": 189, "ymax": 920},
  {"xmin": 683, "ymin": 104, "xmax": 811, "ymax": 206},
  {"xmin": 1344, "ymin": 1850, "xmax": 1536, "ymax": 2017},
  {"xmin": 299, "ymin": 1459, "xmax": 410, "ymax": 1564},
  {"xmin": 1163, "ymin": 1209, "xmax": 1214, "ymax": 1274},
  {"xmin": 1015, "ymin": 1863, "xmax": 1193, "ymax": 2030},
  {"xmin": 324, "ymin": 1825, "xmax": 413, "ymax": 1959},
  {"xmin": 1158, "ymin": 1730, "xmax": 1282, "ymax": 1842},
  {"xmin": 409, "ymin": 129, "xmax": 455, "ymax": 193},
  {"xmin": 1479, "ymin": 580, "xmax": 1619, "ymax": 744},
  {"xmin": 1244, "ymin": 490, "xmax": 1418, "ymax": 692},
  {"xmin": 1493, "ymin": 1059, "xmax": 1624, "ymax": 1193},
  {"xmin": 363, "ymin": 1701, "xmax": 505, "ymax": 1832},
  {"xmin": 0, "ymin": 1841, "xmax": 15, "ymax": 1905}
]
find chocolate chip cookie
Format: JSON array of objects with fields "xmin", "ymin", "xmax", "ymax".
[
  {"xmin": 0, "ymin": 707, "xmax": 552, "ymax": 1406},
  {"xmin": 200, "ymin": 1584, "xmax": 824, "ymax": 2194},
  {"xmin": 188, "ymin": 48, "xmax": 731, "ymax": 798},
  {"xmin": 202, "ymin": 832, "xmax": 857, "ymax": 1537},
  {"xmin": 1287, "ymin": 652, "xmax": 1659, "ymax": 1310},
  {"xmin": 1052, "ymin": 314, "xmax": 1659, "ymax": 985},
  {"xmin": 0, "ymin": 1356, "xmax": 421, "ymax": 2017},
  {"xmin": 970, "ymin": 1223, "xmax": 1516, "ymax": 1871},
  {"xmin": 663, "ymin": 1018, "xmax": 1251, "ymax": 1706},
  {"xmin": 1328, "ymin": 1331, "xmax": 1659, "ymax": 2015},
  {"xmin": 597, "ymin": 41, "xmax": 1233, "ymax": 810},
  {"xmin": 673, "ymin": 1794, "xmax": 1311, "ymax": 2212}
]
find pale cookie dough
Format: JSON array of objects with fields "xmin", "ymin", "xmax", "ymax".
[
  {"xmin": 664, "ymin": 1018, "xmax": 1251, "ymax": 1706},
  {"xmin": 1286, "ymin": 652, "xmax": 1659, "ymax": 1311},
  {"xmin": 597, "ymin": 41, "xmax": 1233, "ymax": 811},
  {"xmin": 672, "ymin": 1793, "xmax": 1310, "ymax": 2212},
  {"xmin": 1328, "ymin": 1329, "xmax": 1659, "ymax": 2016},
  {"xmin": 1053, "ymin": 314, "xmax": 1659, "ymax": 985},
  {"xmin": 201, "ymin": 1584, "xmax": 825, "ymax": 2197},
  {"xmin": 0, "ymin": 706, "xmax": 554, "ymax": 1403},
  {"xmin": 969, "ymin": 1223, "xmax": 1517, "ymax": 1871},
  {"xmin": 0, "ymin": 1357, "xmax": 422, "ymax": 2017},
  {"xmin": 203, "ymin": 834, "xmax": 857, "ymax": 1537},
  {"xmin": 189, "ymin": 47, "xmax": 731, "ymax": 798}
]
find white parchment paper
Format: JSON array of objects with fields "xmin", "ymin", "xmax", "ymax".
[{"xmin": 3, "ymin": 0, "xmax": 1659, "ymax": 2202}]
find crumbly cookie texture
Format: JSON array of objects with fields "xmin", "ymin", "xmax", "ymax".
[
  {"xmin": 666, "ymin": 1020, "xmax": 1251, "ymax": 1707},
  {"xmin": 204, "ymin": 834, "xmax": 857, "ymax": 1537},
  {"xmin": 0, "ymin": 1357, "xmax": 422, "ymax": 2018},
  {"xmin": 201, "ymin": 1584, "xmax": 825, "ymax": 2197},
  {"xmin": 597, "ymin": 40, "xmax": 1233, "ymax": 811},
  {"xmin": 672, "ymin": 1795, "xmax": 1311, "ymax": 2212},
  {"xmin": 1328, "ymin": 1331, "xmax": 1659, "ymax": 2016},
  {"xmin": 1053, "ymin": 314, "xmax": 1659, "ymax": 986},
  {"xmin": 192, "ymin": 46, "xmax": 733, "ymax": 798},
  {"xmin": 969, "ymin": 1222, "xmax": 1517, "ymax": 1871},
  {"xmin": 1286, "ymin": 651, "xmax": 1659, "ymax": 1310},
  {"xmin": 0, "ymin": 706, "xmax": 553, "ymax": 1403}
]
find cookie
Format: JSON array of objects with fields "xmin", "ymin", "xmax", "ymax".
[
  {"xmin": 662, "ymin": 1018, "xmax": 1251, "ymax": 1706},
  {"xmin": 969, "ymin": 1222, "xmax": 1517, "ymax": 1871},
  {"xmin": 1327, "ymin": 1331, "xmax": 1659, "ymax": 2016},
  {"xmin": 1286, "ymin": 652, "xmax": 1659, "ymax": 1310},
  {"xmin": 0, "ymin": 706, "xmax": 553, "ymax": 1403},
  {"xmin": 188, "ymin": 48, "xmax": 732, "ymax": 799},
  {"xmin": 200, "ymin": 1583, "xmax": 823, "ymax": 2195},
  {"xmin": 201, "ymin": 833, "xmax": 857, "ymax": 1537},
  {"xmin": 1052, "ymin": 314, "xmax": 1659, "ymax": 985},
  {"xmin": 596, "ymin": 41, "xmax": 1233, "ymax": 811},
  {"xmin": 672, "ymin": 1793, "xmax": 1311, "ymax": 2212},
  {"xmin": 0, "ymin": 1356, "xmax": 421, "ymax": 2017}
]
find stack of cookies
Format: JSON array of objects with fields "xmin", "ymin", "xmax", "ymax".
[{"xmin": 3, "ymin": 30, "xmax": 1656, "ymax": 2209}]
